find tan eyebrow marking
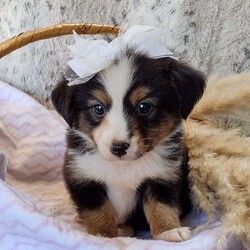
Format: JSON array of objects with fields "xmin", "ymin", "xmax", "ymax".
[
  {"xmin": 129, "ymin": 86, "xmax": 150, "ymax": 106},
  {"xmin": 92, "ymin": 89, "xmax": 111, "ymax": 107}
]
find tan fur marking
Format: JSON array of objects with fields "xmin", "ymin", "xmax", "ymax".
[
  {"xmin": 132, "ymin": 131, "xmax": 149, "ymax": 154},
  {"xmin": 132, "ymin": 115, "xmax": 178, "ymax": 155},
  {"xmin": 92, "ymin": 89, "xmax": 111, "ymax": 107},
  {"xmin": 78, "ymin": 199, "xmax": 118, "ymax": 237},
  {"xmin": 149, "ymin": 116, "xmax": 177, "ymax": 147},
  {"xmin": 144, "ymin": 196, "xmax": 181, "ymax": 238},
  {"xmin": 129, "ymin": 86, "xmax": 150, "ymax": 106}
]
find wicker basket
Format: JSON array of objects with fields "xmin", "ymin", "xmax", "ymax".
[{"xmin": 0, "ymin": 22, "xmax": 120, "ymax": 59}]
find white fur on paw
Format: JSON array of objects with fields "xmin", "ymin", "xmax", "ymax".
[{"xmin": 156, "ymin": 227, "xmax": 191, "ymax": 242}]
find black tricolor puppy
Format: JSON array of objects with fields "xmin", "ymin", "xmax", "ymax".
[{"xmin": 52, "ymin": 50, "xmax": 206, "ymax": 241}]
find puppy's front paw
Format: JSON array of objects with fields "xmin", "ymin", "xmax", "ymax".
[{"xmin": 155, "ymin": 227, "xmax": 191, "ymax": 242}]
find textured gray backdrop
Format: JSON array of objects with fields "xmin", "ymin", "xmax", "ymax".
[{"xmin": 0, "ymin": 0, "xmax": 249, "ymax": 106}]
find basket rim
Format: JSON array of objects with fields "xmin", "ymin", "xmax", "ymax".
[{"xmin": 0, "ymin": 22, "xmax": 120, "ymax": 59}]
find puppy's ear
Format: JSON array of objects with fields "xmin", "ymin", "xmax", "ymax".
[
  {"xmin": 163, "ymin": 59, "xmax": 206, "ymax": 119},
  {"xmin": 51, "ymin": 79, "xmax": 75, "ymax": 127}
]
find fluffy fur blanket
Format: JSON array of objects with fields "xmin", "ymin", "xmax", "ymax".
[
  {"xmin": 0, "ymin": 0, "xmax": 250, "ymax": 106},
  {"xmin": 185, "ymin": 73, "xmax": 250, "ymax": 248}
]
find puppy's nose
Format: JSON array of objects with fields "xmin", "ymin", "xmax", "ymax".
[{"xmin": 110, "ymin": 141, "xmax": 130, "ymax": 157}]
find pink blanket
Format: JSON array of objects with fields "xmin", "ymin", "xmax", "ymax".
[{"xmin": 0, "ymin": 81, "xmax": 240, "ymax": 249}]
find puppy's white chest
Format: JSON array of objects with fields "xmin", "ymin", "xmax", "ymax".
[
  {"xmin": 73, "ymin": 150, "xmax": 171, "ymax": 222},
  {"xmin": 107, "ymin": 186, "xmax": 136, "ymax": 224}
]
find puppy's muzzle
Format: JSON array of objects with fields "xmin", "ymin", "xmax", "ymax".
[{"xmin": 110, "ymin": 141, "xmax": 130, "ymax": 157}]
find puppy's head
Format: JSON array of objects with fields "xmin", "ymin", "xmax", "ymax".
[{"xmin": 52, "ymin": 51, "xmax": 206, "ymax": 161}]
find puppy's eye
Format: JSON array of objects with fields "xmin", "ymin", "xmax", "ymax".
[
  {"xmin": 93, "ymin": 104, "xmax": 105, "ymax": 116},
  {"xmin": 137, "ymin": 102, "xmax": 153, "ymax": 116}
]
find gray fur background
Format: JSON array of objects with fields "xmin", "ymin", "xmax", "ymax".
[{"xmin": 0, "ymin": 0, "xmax": 250, "ymax": 107}]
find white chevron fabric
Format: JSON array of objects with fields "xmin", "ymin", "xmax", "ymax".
[{"xmin": 0, "ymin": 81, "xmax": 241, "ymax": 249}]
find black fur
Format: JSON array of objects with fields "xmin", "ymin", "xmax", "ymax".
[
  {"xmin": 66, "ymin": 129, "xmax": 96, "ymax": 154},
  {"xmin": 165, "ymin": 59, "xmax": 206, "ymax": 119},
  {"xmin": 161, "ymin": 130, "xmax": 184, "ymax": 162},
  {"xmin": 64, "ymin": 168, "xmax": 107, "ymax": 211},
  {"xmin": 51, "ymin": 79, "xmax": 75, "ymax": 127}
]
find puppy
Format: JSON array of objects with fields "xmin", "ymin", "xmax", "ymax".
[{"xmin": 52, "ymin": 50, "xmax": 206, "ymax": 241}]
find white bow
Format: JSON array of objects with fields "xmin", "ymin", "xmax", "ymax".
[{"xmin": 66, "ymin": 25, "xmax": 178, "ymax": 86}]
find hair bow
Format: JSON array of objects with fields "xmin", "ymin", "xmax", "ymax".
[{"xmin": 66, "ymin": 25, "xmax": 178, "ymax": 86}]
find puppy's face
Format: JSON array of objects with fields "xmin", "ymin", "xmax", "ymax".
[{"xmin": 52, "ymin": 52, "xmax": 206, "ymax": 161}]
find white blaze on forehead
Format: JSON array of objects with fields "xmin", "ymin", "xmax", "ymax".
[
  {"xmin": 93, "ymin": 56, "xmax": 135, "ymax": 159},
  {"xmin": 101, "ymin": 56, "xmax": 135, "ymax": 135}
]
